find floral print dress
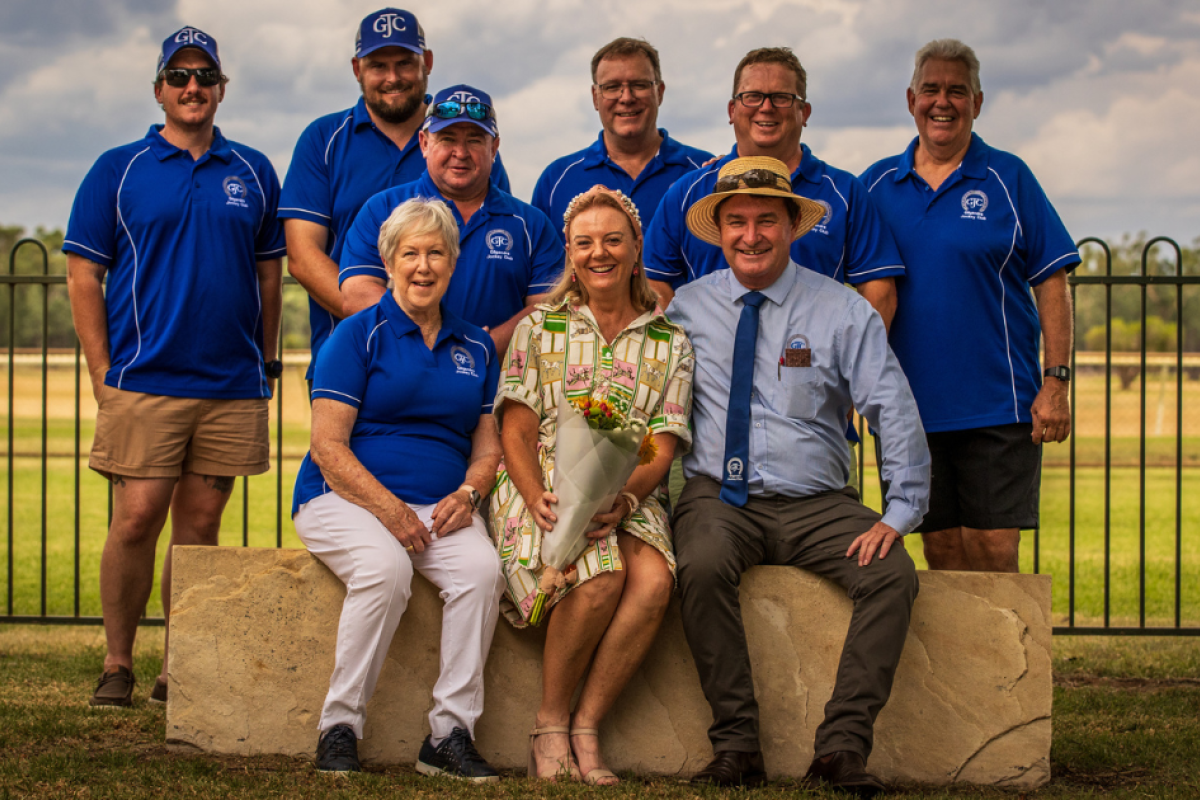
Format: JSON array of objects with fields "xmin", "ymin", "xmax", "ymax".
[{"xmin": 489, "ymin": 300, "xmax": 695, "ymax": 627}]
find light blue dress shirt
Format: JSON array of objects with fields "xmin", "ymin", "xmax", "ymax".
[{"xmin": 667, "ymin": 262, "xmax": 931, "ymax": 535}]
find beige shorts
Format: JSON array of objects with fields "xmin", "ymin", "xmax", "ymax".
[{"xmin": 89, "ymin": 386, "xmax": 269, "ymax": 480}]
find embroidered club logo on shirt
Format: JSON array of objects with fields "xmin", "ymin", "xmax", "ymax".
[
  {"xmin": 223, "ymin": 176, "xmax": 249, "ymax": 208},
  {"xmin": 486, "ymin": 228, "xmax": 514, "ymax": 261},
  {"xmin": 451, "ymin": 345, "xmax": 478, "ymax": 377},
  {"xmin": 961, "ymin": 190, "xmax": 988, "ymax": 221},
  {"xmin": 726, "ymin": 456, "xmax": 744, "ymax": 482},
  {"xmin": 811, "ymin": 199, "xmax": 834, "ymax": 235}
]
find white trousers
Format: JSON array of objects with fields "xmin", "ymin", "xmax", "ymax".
[{"xmin": 293, "ymin": 491, "xmax": 504, "ymax": 740}]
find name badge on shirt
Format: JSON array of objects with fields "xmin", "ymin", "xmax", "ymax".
[{"xmin": 779, "ymin": 334, "xmax": 811, "ymax": 377}]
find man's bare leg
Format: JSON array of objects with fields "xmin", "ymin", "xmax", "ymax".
[
  {"xmin": 960, "ymin": 527, "xmax": 1020, "ymax": 573},
  {"xmin": 921, "ymin": 527, "xmax": 972, "ymax": 571},
  {"xmin": 100, "ymin": 476, "xmax": 177, "ymax": 673},
  {"xmin": 158, "ymin": 473, "xmax": 237, "ymax": 684}
]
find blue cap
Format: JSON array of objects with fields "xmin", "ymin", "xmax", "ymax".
[
  {"xmin": 356, "ymin": 9, "xmax": 425, "ymax": 58},
  {"xmin": 422, "ymin": 85, "xmax": 499, "ymax": 138},
  {"xmin": 157, "ymin": 26, "xmax": 221, "ymax": 75}
]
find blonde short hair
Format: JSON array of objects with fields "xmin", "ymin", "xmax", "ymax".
[{"xmin": 377, "ymin": 198, "xmax": 461, "ymax": 273}]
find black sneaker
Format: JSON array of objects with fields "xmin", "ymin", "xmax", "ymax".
[
  {"xmin": 416, "ymin": 727, "xmax": 500, "ymax": 783},
  {"xmin": 316, "ymin": 724, "xmax": 361, "ymax": 773}
]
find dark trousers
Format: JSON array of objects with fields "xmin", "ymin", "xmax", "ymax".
[{"xmin": 673, "ymin": 476, "xmax": 919, "ymax": 760}]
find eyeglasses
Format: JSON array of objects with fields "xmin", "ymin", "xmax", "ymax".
[
  {"xmin": 714, "ymin": 168, "xmax": 790, "ymax": 193},
  {"xmin": 733, "ymin": 91, "xmax": 805, "ymax": 108},
  {"xmin": 159, "ymin": 67, "xmax": 224, "ymax": 88},
  {"xmin": 427, "ymin": 100, "xmax": 496, "ymax": 122},
  {"xmin": 595, "ymin": 80, "xmax": 658, "ymax": 100}
]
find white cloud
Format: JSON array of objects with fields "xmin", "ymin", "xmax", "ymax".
[{"xmin": 1, "ymin": 0, "xmax": 1199, "ymax": 242}]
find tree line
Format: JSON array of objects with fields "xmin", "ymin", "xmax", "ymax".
[{"xmin": 3, "ymin": 225, "xmax": 1198, "ymax": 367}]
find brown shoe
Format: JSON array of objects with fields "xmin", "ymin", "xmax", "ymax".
[
  {"xmin": 149, "ymin": 678, "xmax": 168, "ymax": 705},
  {"xmin": 690, "ymin": 750, "xmax": 767, "ymax": 787},
  {"xmin": 89, "ymin": 665, "xmax": 135, "ymax": 708},
  {"xmin": 803, "ymin": 751, "xmax": 886, "ymax": 798}
]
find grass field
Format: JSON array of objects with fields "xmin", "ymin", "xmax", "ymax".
[
  {"xmin": 0, "ymin": 627, "xmax": 1197, "ymax": 798},
  {"xmin": 1, "ymin": 365, "xmax": 1199, "ymax": 626}
]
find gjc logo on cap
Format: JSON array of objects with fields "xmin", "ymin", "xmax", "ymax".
[
  {"xmin": 373, "ymin": 12, "xmax": 407, "ymax": 37},
  {"xmin": 175, "ymin": 27, "xmax": 208, "ymax": 45}
]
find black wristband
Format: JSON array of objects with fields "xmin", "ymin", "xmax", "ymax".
[{"xmin": 1044, "ymin": 366, "xmax": 1070, "ymax": 382}]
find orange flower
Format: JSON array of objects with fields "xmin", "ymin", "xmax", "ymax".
[{"xmin": 637, "ymin": 433, "xmax": 658, "ymax": 466}]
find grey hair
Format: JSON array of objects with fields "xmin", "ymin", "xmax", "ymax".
[
  {"xmin": 378, "ymin": 198, "xmax": 461, "ymax": 275},
  {"xmin": 910, "ymin": 38, "xmax": 981, "ymax": 94}
]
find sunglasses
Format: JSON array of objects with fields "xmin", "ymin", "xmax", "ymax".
[
  {"xmin": 714, "ymin": 168, "xmax": 790, "ymax": 193},
  {"xmin": 428, "ymin": 100, "xmax": 495, "ymax": 122},
  {"xmin": 159, "ymin": 67, "xmax": 223, "ymax": 87}
]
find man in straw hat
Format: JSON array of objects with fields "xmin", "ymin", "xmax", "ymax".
[{"xmin": 666, "ymin": 156, "xmax": 931, "ymax": 796}]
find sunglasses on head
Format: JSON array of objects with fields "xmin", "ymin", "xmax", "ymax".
[
  {"xmin": 428, "ymin": 100, "xmax": 495, "ymax": 122},
  {"xmin": 159, "ymin": 67, "xmax": 223, "ymax": 87},
  {"xmin": 714, "ymin": 168, "xmax": 789, "ymax": 193}
]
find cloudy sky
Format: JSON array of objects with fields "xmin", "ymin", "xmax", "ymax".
[{"xmin": 2, "ymin": 0, "xmax": 1198, "ymax": 243}]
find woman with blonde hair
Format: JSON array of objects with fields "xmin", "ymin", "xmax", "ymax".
[{"xmin": 489, "ymin": 186, "xmax": 695, "ymax": 784}]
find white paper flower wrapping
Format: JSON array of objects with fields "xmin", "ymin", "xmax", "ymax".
[{"xmin": 539, "ymin": 394, "xmax": 647, "ymax": 577}]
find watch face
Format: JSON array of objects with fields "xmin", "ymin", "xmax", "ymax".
[{"xmin": 265, "ymin": 360, "xmax": 284, "ymax": 378}]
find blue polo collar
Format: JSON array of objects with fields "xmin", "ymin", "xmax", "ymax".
[
  {"xmin": 412, "ymin": 171, "xmax": 517, "ymax": 222},
  {"xmin": 895, "ymin": 132, "xmax": 990, "ymax": 182},
  {"xmin": 146, "ymin": 125, "xmax": 232, "ymax": 163},
  {"xmin": 581, "ymin": 129, "xmax": 691, "ymax": 169},
  {"xmin": 378, "ymin": 290, "xmax": 471, "ymax": 347},
  {"xmin": 352, "ymin": 96, "xmax": 374, "ymax": 130}
]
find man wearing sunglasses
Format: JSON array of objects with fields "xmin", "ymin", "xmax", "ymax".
[
  {"xmin": 280, "ymin": 9, "xmax": 512, "ymax": 391},
  {"xmin": 339, "ymin": 84, "xmax": 559, "ymax": 354},
  {"xmin": 666, "ymin": 156, "xmax": 928, "ymax": 795},
  {"xmin": 532, "ymin": 37, "xmax": 713, "ymax": 244},
  {"xmin": 64, "ymin": 26, "xmax": 285, "ymax": 709},
  {"xmin": 645, "ymin": 47, "xmax": 903, "ymax": 326}
]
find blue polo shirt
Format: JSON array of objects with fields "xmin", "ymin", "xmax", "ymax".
[
  {"xmin": 292, "ymin": 290, "xmax": 499, "ymax": 513},
  {"xmin": 644, "ymin": 144, "xmax": 904, "ymax": 288},
  {"xmin": 63, "ymin": 125, "xmax": 286, "ymax": 399},
  {"xmin": 339, "ymin": 172, "xmax": 562, "ymax": 330},
  {"xmin": 279, "ymin": 97, "xmax": 511, "ymax": 377},
  {"xmin": 861, "ymin": 133, "xmax": 1080, "ymax": 433},
  {"xmin": 532, "ymin": 129, "xmax": 713, "ymax": 243}
]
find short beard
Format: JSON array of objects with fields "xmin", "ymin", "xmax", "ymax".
[{"xmin": 363, "ymin": 76, "xmax": 427, "ymax": 125}]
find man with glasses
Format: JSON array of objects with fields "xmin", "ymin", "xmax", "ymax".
[
  {"xmin": 63, "ymin": 26, "xmax": 284, "ymax": 708},
  {"xmin": 280, "ymin": 8, "xmax": 511, "ymax": 390},
  {"xmin": 645, "ymin": 47, "xmax": 903, "ymax": 324},
  {"xmin": 340, "ymin": 84, "xmax": 558, "ymax": 354},
  {"xmin": 532, "ymin": 37, "xmax": 712, "ymax": 243},
  {"xmin": 666, "ymin": 156, "xmax": 928, "ymax": 794}
]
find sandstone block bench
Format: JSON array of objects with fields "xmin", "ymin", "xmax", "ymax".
[{"xmin": 165, "ymin": 546, "xmax": 1050, "ymax": 788}]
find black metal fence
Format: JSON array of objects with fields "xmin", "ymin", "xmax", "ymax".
[{"xmin": 3, "ymin": 237, "xmax": 1198, "ymax": 635}]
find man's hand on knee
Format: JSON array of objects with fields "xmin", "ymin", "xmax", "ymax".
[{"xmin": 846, "ymin": 522, "xmax": 902, "ymax": 566}]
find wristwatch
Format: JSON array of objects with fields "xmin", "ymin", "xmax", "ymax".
[
  {"xmin": 264, "ymin": 359, "xmax": 284, "ymax": 379},
  {"xmin": 1044, "ymin": 366, "xmax": 1071, "ymax": 382},
  {"xmin": 459, "ymin": 484, "xmax": 483, "ymax": 509}
]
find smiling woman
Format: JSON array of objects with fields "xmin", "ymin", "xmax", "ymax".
[{"xmin": 290, "ymin": 197, "xmax": 506, "ymax": 780}]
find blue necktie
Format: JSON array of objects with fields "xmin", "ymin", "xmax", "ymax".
[{"xmin": 720, "ymin": 291, "xmax": 767, "ymax": 507}]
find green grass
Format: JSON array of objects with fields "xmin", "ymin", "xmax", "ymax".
[
  {"xmin": 2, "ymin": 365, "xmax": 1199, "ymax": 625},
  {"xmin": 0, "ymin": 628, "xmax": 1197, "ymax": 798}
]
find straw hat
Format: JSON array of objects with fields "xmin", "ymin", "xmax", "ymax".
[{"xmin": 685, "ymin": 156, "xmax": 826, "ymax": 246}]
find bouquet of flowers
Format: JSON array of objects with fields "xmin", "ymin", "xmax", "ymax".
[{"xmin": 527, "ymin": 395, "xmax": 658, "ymax": 625}]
